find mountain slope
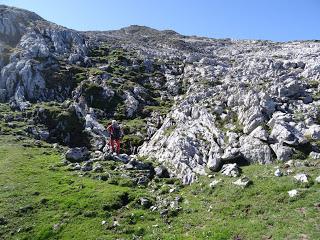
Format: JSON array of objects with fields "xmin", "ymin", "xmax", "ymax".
[
  {"xmin": 0, "ymin": 5, "xmax": 320, "ymax": 240},
  {"xmin": 1, "ymin": 5, "xmax": 320, "ymax": 184}
]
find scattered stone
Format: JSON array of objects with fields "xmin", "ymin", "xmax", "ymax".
[
  {"xmin": 140, "ymin": 198, "xmax": 152, "ymax": 208},
  {"xmin": 40, "ymin": 198, "xmax": 49, "ymax": 204},
  {"xmin": 305, "ymin": 124, "xmax": 320, "ymax": 140},
  {"xmin": 113, "ymin": 219, "xmax": 120, "ymax": 227},
  {"xmin": 53, "ymin": 223, "xmax": 62, "ymax": 231},
  {"xmin": 101, "ymin": 220, "xmax": 107, "ymax": 225},
  {"xmin": 67, "ymin": 163, "xmax": 81, "ymax": 171},
  {"xmin": 170, "ymin": 200, "xmax": 179, "ymax": 209},
  {"xmin": 288, "ymin": 189, "xmax": 299, "ymax": 197},
  {"xmin": 92, "ymin": 163, "xmax": 103, "ymax": 172},
  {"xmin": 233, "ymin": 177, "xmax": 252, "ymax": 188},
  {"xmin": 274, "ymin": 168, "xmax": 283, "ymax": 177},
  {"xmin": 160, "ymin": 209, "xmax": 169, "ymax": 216},
  {"xmin": 137, "ymin": 176, "xmax": 149, "ymax": 186},
  {"xmin": 309, "ymin": 151, "xmax": 320, "ymax": 160},
  {"xmin": 294, "ymin": 173, "xmax": 310, "ymax": 183},
  {"xmin": 112, "ymin": 153, "xmax": 130, "ymax": 163},
  {"xmin": 81, "ymin": 161, "xmax": 93, "ymax": 171},
  {"xmin": 209, "ymin": 179, "xmax": 222, "ymax": 188},
  {"xmin": 315, "ymin": 176, "xmax": 320, "ymax": 183},
  {"xmin": 270, "ymin": 143, "xmax": 293, "ymax": 161},
  {"xmin": 286, "ymin": 169, "xmax": 294, "ymax": 175},
  {"xmin": 221, "ymin": 163, "xmax": 240, "ymax": 177},
  {"xmin": 124, "ymin": 159, "xmax": 153, "ymax": 170},
  {"xmin": 18, "ymin": 205, "xmax": 33, "ymax": 214},
  {"xmin": 284, "ymin": 160, "xmax": 295, "ymax": 168},
  {"xmin": 150, "ymin": 206, "xmax": 157, "ymax": 211}
]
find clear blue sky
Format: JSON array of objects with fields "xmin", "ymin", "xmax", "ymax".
[{"xmin": 1, "ymin": 0, "xmax": 319, "ymax": 41}]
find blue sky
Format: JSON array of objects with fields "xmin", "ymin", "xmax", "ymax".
[{"xmin": 1, "ymin": 0, "xmax": 319, "ymax": 41}]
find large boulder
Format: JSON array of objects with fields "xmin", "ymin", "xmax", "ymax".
[
  {"xmin": 65, "ymin": 147, "xmax": 89, "ymax": 162},
  {"xmin": 239, "ymin": 136, "xmax": 273, "ymax": 164}
]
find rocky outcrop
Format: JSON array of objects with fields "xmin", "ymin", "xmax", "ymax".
[
  {"xmin": 0, "ymin": 5, "xmax": 87, "ymax": 107},
  {"xmin": 2, "ymin": 5, "xmax": 320, "ymax": 184}
]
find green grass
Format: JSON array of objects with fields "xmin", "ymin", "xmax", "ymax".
[
  {"xmin": 0, "ymin": 134, "xmax": 320, "ymax": 239},
  {"xmin": 0, "ymin": 135, "xmax": 148, "ymax": 239}
]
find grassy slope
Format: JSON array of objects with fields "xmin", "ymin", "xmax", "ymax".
[{"xmin": 0, "ymin": 134, "xmax": 320, "ymax": 239}]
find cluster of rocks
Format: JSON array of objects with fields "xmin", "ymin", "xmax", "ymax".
[
  {"xmin": 209, "ymin": 163, "xmax": 252, "ymax": 188},
  {"xmin": 62, "ymin": 146, "xmax": 171, "ymax": 187},
  {"xmin": 273, "ymin": 160, "xmax": 320, "ymax": 197}
]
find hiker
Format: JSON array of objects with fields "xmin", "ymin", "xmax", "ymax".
[{"xmin": 106, "ymin": 120, "xmax": 123, "ymax": 154}]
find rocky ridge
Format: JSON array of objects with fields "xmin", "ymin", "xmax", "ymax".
[{"xmin": 1, "ymin": 5, "xmax": 320, "ymax": 184}]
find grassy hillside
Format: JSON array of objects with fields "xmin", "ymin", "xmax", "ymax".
[{"xmin": 0, "ymin": 133, "xmax": 319, "ymax": 239}]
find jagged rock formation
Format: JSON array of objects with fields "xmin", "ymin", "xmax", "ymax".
[{"xmin": 1, "ymin": 5, "xmax": 320, "ymax": 184}]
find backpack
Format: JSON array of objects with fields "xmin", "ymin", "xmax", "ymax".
[{"xmin": 112, "ymin": 125, "xmax": 122, "ymax": 139}]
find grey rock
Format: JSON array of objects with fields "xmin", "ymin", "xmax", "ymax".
[
  {"xmin": 81, "ymin": 161, "xmax": 93, "ymax": 171},
  {"xmin": 240, "ymin": 136, "xmax": 273, "ymax": 164},
  {"xmin": 221, "ymin": 163, "xmax": 240, "ymax": 177},
  {"xmin": 288, "ymin": 189, "xmax": 298, "ymax": 197},
  {"xmin": 309, "ymin": 151, "xmax": 320, "ymax": 159},
  {"xmin": 209, "ymin": 179, "xmax": 222, "ymax": 188},
  {"xmin": 305, "ymin": 124, "xmax": 320, "ymax": 140},
  {"xmin": 154, "ymin": 165, "xmax": 170, "ymax": 178},
  {"xmin": 294, "ymin": 173, "xmax": 310, "ymax": 183},
  {"xmin": 274, "ymin": 168, "xmax": 283, "ymax": 177},
  {"xmin": 92, "ymin": 163, "xmax": 103, "ymax": 172},
  {"xmin": 270, "ymin": 143, "xmax": 293, "ymax": 161},
  {"xmin": 65, "ymin": 147, "xmax": 89, "ymax": 162},
  {"xmin": 67, "ymin": 163, "xmax": 81, "ymax": 171},
  {"xmin": 0, "ymin": 89, "xmax": 7, "ymax": 102},
  {"xmin": 233, "ymin": 177, "xmax": 252, "ymax": 188},
  {"xmin": 140, "ymin": 197, "xmax": 152, "ymax": 208},
  {"xmin": 278, "ymin": 79, "xmax": 305, "ymax": 98}
]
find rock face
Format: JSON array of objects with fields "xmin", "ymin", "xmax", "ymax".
[
  {"xmin": 0, "ymin": 5, "xmax": 87, "ymax": 109},
  {"xmin": 2, "ymin": 5, "xmax": 320, "ymax": 184}
]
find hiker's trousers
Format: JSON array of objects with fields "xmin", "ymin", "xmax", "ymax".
[{"xmin": 110, "ymin": 138, "xmax": 121, "ymax": 154}]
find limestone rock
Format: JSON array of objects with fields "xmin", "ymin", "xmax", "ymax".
[
  {"xmin": 294, "ymin": 173, "xmax": 310, "ymax": 183},
  {"xmin": 209, "ymin": 179, "xmax": 222, "ymax": 188},
  {"xmin": 270, "ymin": 143, "xmax": 293, "ymax": 161},
  {"xmin": 221, "ymin": 163, "xmax": 240, "ymax": 177},
  {"xmin": 233, "ymin": 177, "xmax": 252, "ymax": 188},
  {"xmin": 288, "ymin": 189, "xmax": 298, "ymax": 197},
  {"xmin": 274, "ymin": 168, "xmax": 283, "ymax": 177},
  {"xmin": 65, "ymin": 147, "xmax": 89, "ymax": 162}
]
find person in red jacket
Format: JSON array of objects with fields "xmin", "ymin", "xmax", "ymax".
[{"xmin": 107, "ymin": 120, "xmax": 123, "ymax": 154}]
